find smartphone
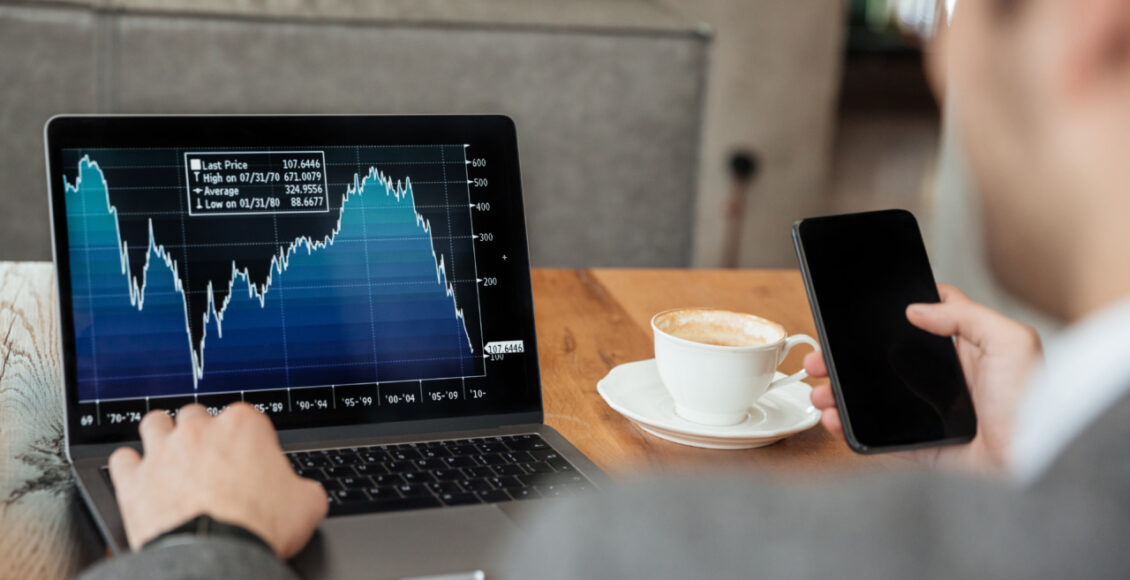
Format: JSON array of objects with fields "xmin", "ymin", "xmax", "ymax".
[{"xmin": 792, "ymin": 209, "xmax": 976, "ymax": 453}]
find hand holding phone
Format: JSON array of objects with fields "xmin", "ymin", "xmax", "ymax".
[
  {"xmin": 794, "ymin": 210, "xmax": 1042, "ymax": 470},
  {"xmin": 807, "ymin": 284, "xmax": 1042, "ymax": 473}
]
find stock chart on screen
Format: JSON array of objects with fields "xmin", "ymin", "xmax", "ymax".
[{"xmin": 59, "ymin": 138, "xmax": 534, "ymax": 433}]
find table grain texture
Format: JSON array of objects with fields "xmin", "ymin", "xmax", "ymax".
[{"xmin": 0, "ymin": 263, "xmax": 886, "ymax": 579}]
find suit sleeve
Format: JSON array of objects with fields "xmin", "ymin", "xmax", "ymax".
[
  {"xmin": 79, "ymin": 536, "xmax": 301, "ymax": 580},
  {"xmin": 496, "ymin": 473, "xmax": 1128, "ymax": 579}
]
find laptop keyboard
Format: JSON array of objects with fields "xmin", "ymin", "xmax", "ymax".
[{"xmin": 287, "ymin": 433, "xmax": 595, "ymax": 516}]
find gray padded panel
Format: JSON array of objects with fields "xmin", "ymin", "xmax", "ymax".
[
  {"xmin": 0, "ymin": 4, "xmax": 98, "ymax": 261},
  {"xmin": 1, "ymin": 2, "xmax": 707, "ymax": 266},
  {"xmin": 108, "ymin": 17, "xmax": 706, "ymax": 267}
]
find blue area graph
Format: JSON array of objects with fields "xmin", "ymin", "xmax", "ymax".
[{"xmin": 64, "ymin": 147, "xmax": 484, "ymax": 402}]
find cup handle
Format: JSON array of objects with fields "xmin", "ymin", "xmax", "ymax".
[{"xmin": 769, "ymin": 334, "xmax": 820, "ymax": 391}]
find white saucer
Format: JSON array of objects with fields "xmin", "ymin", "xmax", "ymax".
[{"xmin": 597, "ymin": 359, "xmax": 821, "ymax": 449}]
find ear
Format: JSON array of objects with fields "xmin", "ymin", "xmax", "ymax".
[{"xmin": 1061, "ymin": 0, "xmax": 1130, "ymax": 102}]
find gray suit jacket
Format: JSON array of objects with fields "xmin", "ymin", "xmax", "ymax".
[{"xmin": 81, "ymin": 394, "xmax": 1130, "ymax": 579}]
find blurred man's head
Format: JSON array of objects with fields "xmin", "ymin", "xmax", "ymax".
[{"xmin": 937, "ymin": 0, "xmax": 1130, "ymax": 321}]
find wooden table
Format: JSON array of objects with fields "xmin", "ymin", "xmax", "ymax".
[{"xmin": 0, "ymin": 263, "xmax": 877, "ymax": 579}]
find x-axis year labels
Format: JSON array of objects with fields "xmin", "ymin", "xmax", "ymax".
[{"xmin": 184, "ymin": 151, "xmax": 330, "ymax": 216}]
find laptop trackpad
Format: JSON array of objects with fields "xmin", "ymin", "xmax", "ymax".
[{"xmin": 291, "ymin": 505, "xmax": 520, "ymax": 580}]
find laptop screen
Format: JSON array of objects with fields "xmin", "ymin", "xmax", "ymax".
[{"xmin": 47, "ymin": 116, "xmax": 541, "ymax": 445}]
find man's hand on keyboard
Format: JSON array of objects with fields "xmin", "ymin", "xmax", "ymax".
[{"xmin": 107, "ymin": 403, "xmax": 328, "ymax": 558}]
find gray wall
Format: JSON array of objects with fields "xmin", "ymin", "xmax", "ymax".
[
  {"xmin": 0, "ymin": 0, "xmax": 709, "ymax": 266},
  {"xmin": 663, "ymin": 0, "xmax": 845, "ymax": 268}
]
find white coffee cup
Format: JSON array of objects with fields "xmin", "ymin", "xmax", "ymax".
[{"xmin": 651, "ymin": 308, "xmax": 820, "ymax": 426}]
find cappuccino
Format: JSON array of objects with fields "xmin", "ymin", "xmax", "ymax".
[
  {"xmin": 651, "ymin": 307, "xmax": 819, "ymax": 425},
  {"xmin": 653, "ymin": 308, "xmax": 784, "ymax": 348}
]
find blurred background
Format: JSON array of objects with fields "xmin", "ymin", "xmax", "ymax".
[{"xmin": 2, "ymin": 0, "xmax": 1047, "ymax": 330}]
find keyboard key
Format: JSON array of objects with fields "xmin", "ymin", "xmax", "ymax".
[
  {"xmin": 502, "ymin": 451, "xmax": 533, "ymax": 463},
  {"xmin": 508, "ymin": 487, "xmax": 542, "ymax": 501},
  {"xmin": 493, "ymin": 464, "xmax": 525, "ymax": 476},
  {"xmin": 321, "ymin": 479, "xmax": 344, "ymax": 492},
  {"xmin": 459, "ymin": 478, "xmax": 495, "ymax": 493},
  {"xmin": 448, "ymin": 445, "xmax": 479, "ymax": 456},
  {"xmin": 476, "ymin": 489, "xmax": 511, "ymax": 503},
  {"xmin": 323, "ymin": 466, "xmax": 356, "ymax": 478},
  {"xmin": 536, "ymin": 484, "xmax": 568, "ymax": 498},
  {"xmin": 371, "ymin": 473, "xmax": 406, "ymax": 486},
  {"xmin": 427, "ymin": 481, "xmax": 464, "ymax": 495},
  {"xmin": 529, "ymin": 449, "xmax": 559, "ymax": 462},
  {"xmin": 476, "ymin": 454, "xmax": 506, "ymax": 466},
  {"xmin": 360, "ymin": 451, "xmax": 391, "ymax": 464},
  {"xmin": 521, "ymin": 461, "xmax": 555, "ymax": 475},
  {"xmin": 443, "ymin": 456, "xmax": 477, "ymax": 468},
  {"xmin": 338, "ymin": 453, "xmax": 364, "ymax": 466},
  {"xmin": 397, "ymin": 484, "xmax": 432, "ymax": 498},
  {"xmin": 402, "ymin": 471, "xmax": 436, "ymax": 485},
  {"xmin": 475, "ymin": 442, "xmax": 507, "ymax": 454},
  {"xmin": 461, "ymin": 466, "xmax": 495, "ymax": 479},
  {"xmin": 353, "ymin": 463, "xmax": 387, "ymax": 476},
  {"xmin": 332, "ymin": 489, "xmax": 368, "ymax": 504},
  {"xmin": 366, "ymin": 486, "xmax": 401, "ymax": 500},
  {"xmin": 413, "ymin": 458, "xmax": 447, "ymax": 471},
  {"xmin": 390, "ymin": 448, "xmax": 421, "ymax": 461},
  {"xmin": 488, "ymin": 476, "xmax": 522, "ymax": 489},
  {"xmin": 433, "ymin": 469, "xmax": 462, "ymax": 481},
  {"xmin": 439, "ymin": 492, "xmax": 481, "ymax": 506},
  {"xmin": 301, "ymin": 457, "xmax": 330, "ymax": 469},
  {"xmin": 338, "ymin": 476, "xmax": 369, "ymax": 489},
  {"xmin": 418, "ymin": 447, "xmax": 451, "ymax": 459},
  {"xmin": 387, "ymin": 461, "xmax": 418, "ymax": 473}
]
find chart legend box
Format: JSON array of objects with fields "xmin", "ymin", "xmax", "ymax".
[{"xmin": 183, "ymin": 150, "xmax": 329, "ymax": 216}]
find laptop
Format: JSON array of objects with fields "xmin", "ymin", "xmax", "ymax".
[{"xmin": 45, "ymin": 115, "xmax": 608, "ymax": 579}]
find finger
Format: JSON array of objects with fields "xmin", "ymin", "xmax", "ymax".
[
  {"xmin": 935, "ymin": 283, "xmax": 968, "ymax": 302},
  {"xmin": 175, "ymin": 403, "xmax": 211, "ymax": 426},
  {"xmin": 803, "ymin": 351, "xmax": 828, "ymax": 378},
  {"xmin": 219, "ymin": 402, "xmax": 282, "ymax": 450},
  {"xmin": 821, "ymin": 408, "xmax": 845, "ymax": 440},
  {"xmin": 217, "ymin": 401, "xmax": 270, "ymax": 428},
  {"xmin": 906, "ymin": 296, "xmax": 998, "ymax": 346},
  {"xmin": 107, "ymin": 446, "xmax": 142, "ymax": 488},
  {"xmin": 138, "ymin": 410, "xmax": 174, "ymax": 451},
  {"xmin": 810, "ymin": 383, "xmax": 836, "ymax": 409}
]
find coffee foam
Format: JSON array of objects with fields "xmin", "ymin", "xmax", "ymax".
[{"xmin": 654, "ymin": 308, "xmax": 785, "ymax": 347}]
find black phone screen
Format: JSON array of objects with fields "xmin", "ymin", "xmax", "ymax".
[{"xmin": 794, "ymin": 209, "xmax": 976, "ymax": 452}]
